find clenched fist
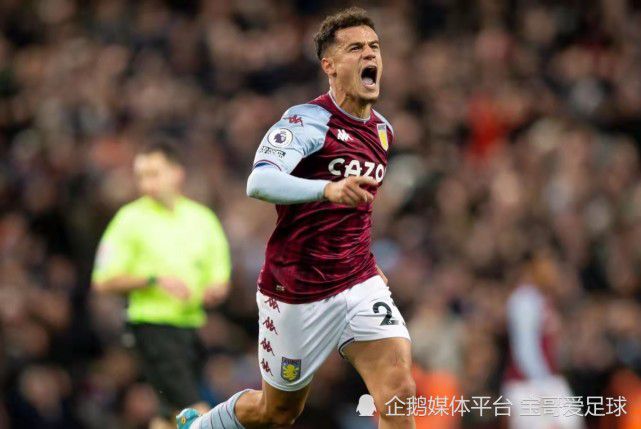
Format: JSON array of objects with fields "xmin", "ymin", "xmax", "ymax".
[{"xmin": 323, "ymin": 176, "xmax": 378, "ymax": 207}]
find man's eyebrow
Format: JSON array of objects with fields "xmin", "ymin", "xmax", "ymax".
[{"xmin": 345, "ymin": 39, "xmax": 380, "ymax": 48}]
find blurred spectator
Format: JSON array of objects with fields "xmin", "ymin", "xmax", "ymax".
[{"xmin": 502, "ymin": 250, "xmax": 583, "ymax": 429}]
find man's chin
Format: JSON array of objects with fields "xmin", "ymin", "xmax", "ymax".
[
  {"xmin": 361, "ymin": 93, "xmax": 379, "ymax": 104},
  {"xmin": 357, "ymin": 88, "xmax": 379, "ymax": 103}
]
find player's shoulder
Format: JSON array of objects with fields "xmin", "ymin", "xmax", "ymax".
[
  {"xmin": 180, "ymin": 197, "xmax": 213, "ymax": 216},
  {"xmin": 280, "ymin": 103, "xmax": 332, "ymax": 126},
  {"xmin": 372, "ymin": 109, "xmax": 395, "ymax": 136},
  {"xmin": 116, "ymin": 197, "xmax": 147, "ymax": 218},
  {"xmin": 268, "ymin": 103, "xmax": 332, "ymax": 148},
  {"xmin": 108, "ymin": 197, "xmax": 148, "ymax": 231},
  {"xmin": 508, "ymin": 284, "xmax": 543, "ymax": 308}
]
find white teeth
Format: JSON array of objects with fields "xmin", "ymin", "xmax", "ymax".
[{"xmin": 362, "ymin": 77, "xmax": 374, "ymax": 85}]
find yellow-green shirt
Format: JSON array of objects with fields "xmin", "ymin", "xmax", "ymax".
[{"xmin": 92, "ymin": 196, "xmax": 231, "ymax": 327}]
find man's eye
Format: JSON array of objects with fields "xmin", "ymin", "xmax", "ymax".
[{"xmin": 350, "ymin": 46, "xmax": 360, "ymax": 51}]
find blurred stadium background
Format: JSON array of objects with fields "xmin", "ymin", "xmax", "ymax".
[{"xmin": 2, "ymin": 0, "xmax": 641, "ymax": 428}]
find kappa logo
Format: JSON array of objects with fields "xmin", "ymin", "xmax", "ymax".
[
  {"xmin": 264, "ymin": 297, "xmax": 281, "ymax": 312},
  {"xmin": 260, "ymin": 338, "xmax": 275, "ymax": 355},
  {"xmin": 261, "ymin": 358, "xmax": 273, "ymax": 376},
  {"xmin": 262, "ymin": 317, "xmax": 278, "ymax": 334},
  {"xmin": 337, "ymin": 129, "xmax": 351, "ymax": 142},
  {"xmin": 284, "ymin": 115, "xmax": 304, "ymax": 126},
  {"xmin": 281, "ymin": 357, "xmax": 302, "ymax": 382}
]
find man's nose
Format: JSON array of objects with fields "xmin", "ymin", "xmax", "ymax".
[{"xmin": 362, "ymin": 45, "xmax": 376, "ymax": 59}]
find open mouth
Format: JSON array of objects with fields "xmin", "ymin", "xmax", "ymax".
[{"xmin": 360, "ymin": 65, "xmax": 378, "ymax": 89}]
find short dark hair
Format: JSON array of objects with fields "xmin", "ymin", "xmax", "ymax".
[
  {"xmin": 313, "ymin": 7, "xmax": 376, "ymax": 60},
  {"xmin": 139, "ymin": 140, "xmax": 184, "ymax": 166}
]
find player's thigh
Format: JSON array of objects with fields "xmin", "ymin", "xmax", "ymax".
[
  {"xmin": 338, "ymin": 275, "xmax": 410, "ymax": 354},
  {"xmin": 344, "ymin": 337, "xmax": 415, "ymax": 414},
  {"xmin": 256, "ymin": 291, "xmax": 346, "ymax": 392},
  {"xmin": 340, "ymin": 277, "xmax": 414, "ymax": 414}
]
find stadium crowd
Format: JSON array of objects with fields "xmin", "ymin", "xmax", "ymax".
[{"xmin": 1, "ymin": 0, "xmax": 641, "ymax": 428}]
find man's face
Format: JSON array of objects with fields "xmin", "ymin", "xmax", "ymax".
[
  {"xmin": 326, "ymin": 25, "xmax": 382, "ymax": 103},
  {"xmin": 133, "ymin": 152, "xmax": 184, "ymax": 201}
]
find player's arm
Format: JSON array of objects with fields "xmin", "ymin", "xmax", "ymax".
[
  {"xmin": 246, "ymin": 108, "xmax": 375, "ymax": 206},
  {"xmin": 93, "ymin": 275, "xmax": 148, "ymax": 294},
  {"xmin": 248, "ymin": 162, "xmax": 376, "ymax": 207},
  {"xmin": 94, "ymin": 275, "xmax": 190, "ymax": 299},
  {"xmin": 92, "ymin": 210, "xmax": 142, "ymax": 294},
  {"xmin": 507, "ymin": 289, "xmax": 552, "ymax": 379}
]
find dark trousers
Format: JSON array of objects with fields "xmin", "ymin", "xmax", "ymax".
[{"xmin": 129, "ymin": 323, "xmax": 206, "ymax": 419}]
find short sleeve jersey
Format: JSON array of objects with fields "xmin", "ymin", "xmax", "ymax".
[
  {"xmin": 251, "ymin": 92, "xmax": 395, "ymax": 303},
  {"xmin": 92, "ymin": 196, "xmax": 231, "ymax": 327}
]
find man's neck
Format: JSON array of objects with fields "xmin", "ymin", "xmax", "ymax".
[
  {"xmin": 150, "ymin": 194, "xmax": 179, "ymax": 211},
  {"xmin": 329, "ymin": 87, "xmax": 371, "ymax": 120}
]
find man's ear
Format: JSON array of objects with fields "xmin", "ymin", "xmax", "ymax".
[
  {"xmin": 174, "ymin": 165, "xmax": 186, "ymax": 185},
  {"xmin": 321, "ymin": 55, "xmax": 335, "ymax": 77}
]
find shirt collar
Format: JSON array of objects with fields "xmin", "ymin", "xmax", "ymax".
[
  {"xmin": 143, "ymin": 195, "xmax": 184, "ymax": 214},
  {"xmin": 328, "ymin": 90, "xmax": 371, "ymax": 123}
]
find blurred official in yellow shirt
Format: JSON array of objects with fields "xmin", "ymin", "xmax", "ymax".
[{"xmin": 92, "ymin": 141, "xmax": 231, "ymax": 429}]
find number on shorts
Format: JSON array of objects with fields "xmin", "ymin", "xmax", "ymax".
[{"xmin": 373, "ymin": 302, "xmax": 398, "ymax": 326}]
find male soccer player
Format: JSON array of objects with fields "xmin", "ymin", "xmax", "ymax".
[
  {"xmin": 92, "ymin": 142, "xmax": 232, "ymax": 429},
  {"xmin": 178, "ymin": 7, "xmax": 415, "ymax": 429},
  {"xmin": 502, "ymin": 251, "xmax": 583, "ymax": 429}
]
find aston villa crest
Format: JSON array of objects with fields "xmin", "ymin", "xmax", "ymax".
[
  {"xmin": 281, "ymin": 357, "xmax": 301, "ymax": 382},
  {"xmin": 377, "ymin": 123, "xmax": 389, "ymax": 151}
]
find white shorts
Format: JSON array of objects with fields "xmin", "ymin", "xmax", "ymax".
[{"xmin": 256, "ymin": 275, "xmax": 411, "ymax": 391}]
